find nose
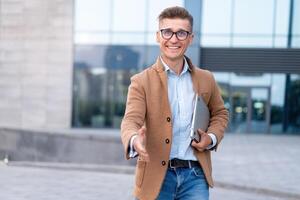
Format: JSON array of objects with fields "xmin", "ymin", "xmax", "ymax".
[{"xmin": 169, "ymin": 33, "xmax": 179, "ymax": 43}]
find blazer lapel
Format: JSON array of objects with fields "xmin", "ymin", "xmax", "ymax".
[
  {"xmin": 186, "ymin": 56, "xmax": 200, "ymax": 95},
  {"xmin": 153, "ymin": 58, "xmax": 168, "ymax": 93}
]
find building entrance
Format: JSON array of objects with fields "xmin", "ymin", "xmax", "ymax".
[{"xmin": 229, "ymin": 86, "xmax": 271, "ymax": 133}]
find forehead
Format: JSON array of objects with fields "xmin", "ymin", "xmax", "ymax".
[{"xmin": 159, "ymin": 18, "xmax": 191, "ymax": 31}]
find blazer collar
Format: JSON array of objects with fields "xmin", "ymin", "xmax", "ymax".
[
  {"xmin": 152, "ymin": 55, "xmax": 199, "ymax": 95},
  {"xmin": 153, "ymin": 55, "xmax": 195, "ymax": 73}
]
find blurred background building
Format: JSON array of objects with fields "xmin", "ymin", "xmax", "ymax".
[
  {"xmin": 73, "ymin": 0, "xmax": 300, "ymax": 134},
  {"xmin": 1, "ymin": 0, "xmax": 300, "ymax": 135},
  {"xmin": 1, "ymin": 2, "xmax": 300, "ymax": 198}
]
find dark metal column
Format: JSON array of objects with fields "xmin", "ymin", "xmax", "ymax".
[{"xmin": 283, "ymin": 0, "xmax": 295, "ymax": 132}]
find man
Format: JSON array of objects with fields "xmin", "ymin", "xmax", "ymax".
[{"xmin": 121, "ymin": 6, "xmax": 228, "ymax": 200}]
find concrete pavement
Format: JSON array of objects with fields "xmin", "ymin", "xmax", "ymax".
[{"xmin": 0, "ymin": 133, "xmax": 300, "ymax": 200}]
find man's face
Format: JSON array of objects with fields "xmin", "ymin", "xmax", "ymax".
[{"xmin": 156, "ymin": 18, "xmax": 193, "ymax": 63}]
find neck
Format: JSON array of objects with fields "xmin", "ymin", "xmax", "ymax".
[{"xmin": 161, "ymin": 56, "xmax": 185, "ymax": 75}]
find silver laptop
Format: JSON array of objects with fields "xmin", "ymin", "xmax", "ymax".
[{"xmin": 190, "ymin": 94, "xmax": 210, "ymax": 143}]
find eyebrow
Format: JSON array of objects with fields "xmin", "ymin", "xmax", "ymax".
[{"xmin": 160, "ymin": 28, "xmax": 190, "ymax": 32}]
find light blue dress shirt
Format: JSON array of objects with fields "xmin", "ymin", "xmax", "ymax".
[{"xmin": 161, "ymin": 57, "xmax": 197, "ymax": 160}]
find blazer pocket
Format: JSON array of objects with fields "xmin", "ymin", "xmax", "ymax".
[{"xmin": 135, "ymin": 160, "xmax": 146, "ymax": 187}]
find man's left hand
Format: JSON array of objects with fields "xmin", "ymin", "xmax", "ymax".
[{"xmin": 191, "ymin": 129, "xmax": 212, "ymax": 152}]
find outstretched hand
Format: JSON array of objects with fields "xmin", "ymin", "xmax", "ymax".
[
  {"xmin": 191, "ymin": 129, "xmax": 212, "ymax": 152},
  {"xmin": 133, "ymin": 126, "xmax": 150, "ymax": 162}
]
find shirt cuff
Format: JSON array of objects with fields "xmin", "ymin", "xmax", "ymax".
[
  {"xmin": 206, "ymin": 133, "xmax": 217, "ymax": 150},
  {"xmin": 129, "ymin": 134, "xmax": 138, "ymax": 158}
]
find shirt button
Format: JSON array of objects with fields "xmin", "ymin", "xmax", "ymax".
[
  {"xmin": 166, "ymin": 117, "xmax": 171, "ymax": 122},
  {"xmin": 165, "ymin": 139, "xmax": 170, "ymax": 144},
  {"xmin": 161, "ymin": 161, "xmax": 166, "ymax": 166}
]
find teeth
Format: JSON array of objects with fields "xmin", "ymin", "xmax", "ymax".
[{"xmin": 168, "ymin": 46, "xmax": 179, "ymax": 49}]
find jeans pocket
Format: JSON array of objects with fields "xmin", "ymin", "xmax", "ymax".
[{"xmin": 192, "ymin": 167, "xmax": 205, "ymax": 178}]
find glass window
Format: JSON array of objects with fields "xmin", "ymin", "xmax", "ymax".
[
  {"xmin": 293, "ymin": 0, "xmax": 300, "ymax": 35},
  {"xmin": 73, "ymin": 45, "xmax": 142, "ymax": 128},
  {"xmin": 75, "ymin": 32, "xmax": 110, "ymax": 44},
  {"xmin": 270, "ymin": 74, "xmax": 285, "ymax": 133},
  {"xmin": 112, "ymin": 0, "xmax": 147, "ymax": 32},
  {"xmin": 275, "ymin": 0, "xmax": 290, "ymax": 35},
  {"xmin": 201, "ymin": 35, "xmax": 231, "ymax": 47},
  {"xmin": 111, "ymin": 33, "xmax": 145, "ymax": 45},
  {"xmin": 292, "ymin": 36, "xmax": 300, "ymax": 47},
  {"xmin": 146, "ymin": 32, "xmax": 157, "ymax": 45},
  {"xmin": 234, "ymin": 0, "xmax": 274, "ymax": 35},
  {"xmin": 147, "ymin": 0, "xmax": 183, "ymax": 32},
  {"xmin": 229, "ymin": 73, "xmax": 271, "ymax": 87},
  {"xmin": 214, "ymin": 72, "xmax": 300, "ymax": 134},
  {"xmin": 75, "ymin": 0, "xmax": 111, "ymax": 32},
  {"xmin": 202, "ymin": 0, "xmax": 232, "ymax": 34},
  {"xmin": 232, "ymin": 36, "xmax": 273, "ymax": 47},
  {"xmin": 274, "ymin": 36, "xmax": 288, "ymax": 47},
  {"xmin": 292, "ymin": 0, "xmax": 300, "ymax": 47},
  {"xmin": 201, "ymin": 0, "xmax": 290, "ymax": 48},
  {"xmin": 287, "ymin": 74, "xmax": 300, "ymax": 132}
]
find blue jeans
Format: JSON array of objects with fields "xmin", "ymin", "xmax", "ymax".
[{"xmin": 156, "ymin": 166, "xmax": 209, "ymax": 200}]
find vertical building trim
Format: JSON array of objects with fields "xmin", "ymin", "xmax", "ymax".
[
  {"xmin": 287, "ymin": 0, "xmax": 294, "ymax": 47},
  {"xmin": 230, "ymin": 0, "xmax": 235, "ymax": 47},
  {"xmin": 283, "ymin": 0, "xmax": 294, "ymax": 132},
  {"xmin": 272, "ymin": 0, "xmax": 278, "ymax": 47}
]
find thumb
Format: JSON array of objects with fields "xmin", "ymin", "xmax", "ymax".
[
  {"xmin": 138, "ymin": 126, "xmax": 147, "ymax": 143},
  {"xmin": 197, "ymin": 129, "xmax": 206, "ymax": 136},
  {"xmin": 138, "ymin": 126, "xmax": 146, "ymax": 138}
]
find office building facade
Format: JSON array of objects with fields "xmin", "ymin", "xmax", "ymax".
[
  {"xmin": 73, "ymin": 0, "xmax": 300, "ymax": 134},
  {"xmin": 1, "ymin": 0, "xmax": 299, "ymax": 134}
]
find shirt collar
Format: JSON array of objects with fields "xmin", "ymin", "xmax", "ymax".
[{"xmin": 159, "ymin": 56, "xmax": 189, "ymax": 75}]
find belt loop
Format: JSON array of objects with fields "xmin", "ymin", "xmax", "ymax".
[
  {"xmin": 169, "ymin": 160, "xmax": 176, "ymax": 170},
  {"xmin": 188, "ymin": 160, "xmax": 192, "ymax": 168}
]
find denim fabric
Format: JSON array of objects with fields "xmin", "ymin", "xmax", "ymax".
[{"xmin": 156, "ymin": 167, "xmax": 209, "ymax": 200}]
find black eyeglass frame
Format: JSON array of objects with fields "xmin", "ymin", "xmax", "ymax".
[{"xmin": 159, "ymin": 28, "xmax": 192, "ymax": 41}]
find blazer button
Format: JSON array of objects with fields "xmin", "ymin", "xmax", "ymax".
[
  {"xmin": 161, "ymin": 161, "xmax": 166, "ymax": 166},
  {"xmin": 165, "ymin": 139, "xmax": 170, "ymax": 144},
  {"xmin": 166, "ymin": 117, "xmax": 171, "ymax": 122}
]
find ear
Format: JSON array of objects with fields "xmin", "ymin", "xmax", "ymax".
[{"xmin": 188, "ymin": 33, "xmax": 194, "ymax": 45}]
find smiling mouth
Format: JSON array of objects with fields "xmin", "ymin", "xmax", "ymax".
[{"xmin": 167, "ymin": 46, "xmax": 180, "ymax": 49}]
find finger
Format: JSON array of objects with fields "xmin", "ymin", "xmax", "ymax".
[
  {"xmin": 141, "ymin": 126, "xmax": 146, "ymax": 133},
  {"xmin": 135, "ymin": 142, "xmax": 147, "ymax": 153},
  {"xmin": 197, "ymin": 129, "xmax": 206, "ymax": 135},
  {"xmin": 139, "ymin": 126, "xmax": 146, "ymax": 134},
  {"xmin": 135, "ymin": 141, "xmax": 149, "ymax": 156},
  {"xmin": 191, "ymin": 141, "xmax": 205, "ymax": 152},
  {"xmin": 191, "ymin": 140, "xmax": 197, "ymax": 147},
  {"xmin": 138, "ymin": 127, "xmax": 147, "ymax": 140}
]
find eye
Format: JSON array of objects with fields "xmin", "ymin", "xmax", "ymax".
[
  {"xmin": 163, "ymin": 29, "xmax": 173, "ymax": 36},
  {"xmin": 177, "ymin": 31, "xmax": 188, "ymax": 37}
]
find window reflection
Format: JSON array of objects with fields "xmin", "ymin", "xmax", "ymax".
[
  {"xmin": 201, "ymin": 0, "xmax": 292, "ymax": 48},
  {"xmin": 214, "ymin": 72, "xmax": 300, "ymax": 133},
  {"xmin": 73, "ymin": 45, "xmax": 140, "ymax": 128},
  {"xmin": 287, "ymin": 74, "xmax": 300, "ymax": 132}
]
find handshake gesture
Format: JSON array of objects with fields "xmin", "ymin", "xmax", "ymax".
[{"xmin": 132, "ymin": 126, "xmax": 150, "ymax": 162}]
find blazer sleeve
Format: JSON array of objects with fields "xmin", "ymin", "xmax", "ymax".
[
  {"xmin": 206, "ymin": 72, "xmax": 229, "ymax": 150},
  {"xmin": 121, "ymin": 74, "xmax": 146, "ymax": 159}
]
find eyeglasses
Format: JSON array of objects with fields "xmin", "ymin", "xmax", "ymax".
[{"xmin": 160, "ymin": 29, "xmax": 191, "ymax": 41}]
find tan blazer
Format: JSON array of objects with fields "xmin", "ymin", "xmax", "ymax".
[{"xmin": 121, "ymin": 56, "xmax": 229, "ymax": 200}]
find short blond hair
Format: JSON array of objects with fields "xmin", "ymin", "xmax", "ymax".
[{"xmin": 158, "ymin": 6, "xmax": 193, "ymax": 30}]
